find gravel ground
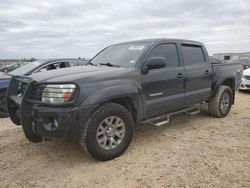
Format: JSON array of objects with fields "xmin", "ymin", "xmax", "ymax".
[{"xmin": 0, "ymin": 91, "xmax": 249, "ymax": 188}]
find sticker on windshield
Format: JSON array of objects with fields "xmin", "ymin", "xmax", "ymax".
[{"xmin": 128, "ymin": 46, "xmax": 145, "ymax": 50}]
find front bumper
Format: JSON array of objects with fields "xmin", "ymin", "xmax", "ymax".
[
  {"xmin": 239, "ymin": 78, "xmax": 250, "ymax": 90},
  {"xmin": 32, "ymin": 105, "xmax": 95, "ymax": 138},
  {"xmin": 7, "ymin": 75, "xmax": 96, "ymax": 141}
]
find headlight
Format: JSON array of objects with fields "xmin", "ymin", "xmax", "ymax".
[{"xmin": 42, "ymin": 84, "xmax": 77, "ymax": 104}]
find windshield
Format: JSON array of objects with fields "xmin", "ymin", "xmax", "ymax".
[
  {"xmin": 10, "ymin": 60, "xmax": 44, "ymax": 75},
  {"xmin": 90, "ymin": 42, "xmax": 149, "ymax": 67}
]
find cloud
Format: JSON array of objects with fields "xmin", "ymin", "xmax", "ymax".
[{"xmin": 0, "ymin": 0, "xmax": 250, "ymax": 58}]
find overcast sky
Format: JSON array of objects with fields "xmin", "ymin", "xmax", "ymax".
[{"xmin": 0, "ymin": 0, "xmax": 250, "ymax": 59}]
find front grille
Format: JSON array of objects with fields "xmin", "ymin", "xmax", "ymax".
[
  {"xmin": 17, "ymin": 82, "xmax": 28, "ymax": 97},
  {"xmin": 245, "ymin": 76, "xmax": 250, "ymax": 80},
  {"xmin": 27, "ymin": 84, "xmax": 46, "ymax": 102},
  {"xmin": 9, "ymin": 76, "xmax": 44, "ymax": 103},
  {"xmin": 8, "ymin": 76, "xmax": 32, "ymax": 102}
]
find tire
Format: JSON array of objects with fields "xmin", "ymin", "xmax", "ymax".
[
  {"xmin": 22, "ymin": 123, "xmax": 42, "ymax": 143},
  {"xmin": 79, "ymin": 103, "xmax": 134, "ymax": 161},
  {"xmin": 2, "ymin": 68, "xmax": 9, "ymax": 73},
  {"xmin": 208, "ymin": 86, "xmax": 233, "ymax": 118},
  {"xmin": 21, "ymin": 103, "xmax": 42, "ymax": 142}
]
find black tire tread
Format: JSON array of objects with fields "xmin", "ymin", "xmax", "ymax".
[{"xmin": 22, "ymin": 124, "xmax": 42, "ymax": 143}]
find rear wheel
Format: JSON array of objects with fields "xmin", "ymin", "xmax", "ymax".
[
  {"xmin": 79, "ymin": 103, "xmax": 134, "ymax": 161},
  {"xmin": 208, "ymin": 86, "xmax": 233, "ymax": 118}
]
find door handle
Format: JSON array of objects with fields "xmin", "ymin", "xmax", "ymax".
[
  {"xmin": 177, "ymin": 73, "xmax": 183, "ymax": 79},
  {"xmin": 205, "ymin": 70, "xmax": 209, "ymax": 75}
]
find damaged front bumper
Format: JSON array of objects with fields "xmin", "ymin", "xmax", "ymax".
[
  {"xmin": 31, "ymin": 105, "xmax": 94, "ymax": 138},
  {"xmin": 7, "ymin": 76, "xmax": 95, "ymax": 142}
]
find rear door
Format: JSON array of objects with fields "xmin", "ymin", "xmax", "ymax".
[
  {"xmin": 180, "ymin": 44, "xmax": 212, "ymax": 105},
  {"xmin": 142, "ymin": 43, "xmax": 185, "ymax": 117}
]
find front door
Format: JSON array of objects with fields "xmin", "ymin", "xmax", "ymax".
[{"xmin": 142, "ymin": 43, "xmax": 185, "ymax": 118}]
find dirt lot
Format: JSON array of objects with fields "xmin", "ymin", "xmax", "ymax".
[{"xmin": 0, "ymin": 92, "xmax": 249, "ymax": 188}]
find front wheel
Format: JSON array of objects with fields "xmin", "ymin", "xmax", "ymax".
[
  {"xmin": 79, "ymin": 103, "xmax": 134, "ymax": 161},
  {"xmin": 208, "ymin": 86, "xmax": 233, "ymax": 118}
]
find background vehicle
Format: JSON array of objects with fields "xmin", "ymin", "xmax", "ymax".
[
  {"xmin": 228, "ymin": 59, "xmax": 250, "ymax": 70},
  {"xmin": 209, "ymin": 57, "xmax": 223, "ymax": 64},
  {"xmin": 7, "ymin": 39, "xmax": 243, "ymax": 160},
  {"xmin": 0, "ymin": 63, "xmax": 20, "ymax": 73},
  {"xmin": 240, "ymin": 59, "xmax": 250, "ymax": 70},
  {"xmin": 0, "ymin": 58, "xmax": 88, "ymax": 116},
  {"xmin": 239, "ymin": 67, "xmax": 250, "ymax": 90}
]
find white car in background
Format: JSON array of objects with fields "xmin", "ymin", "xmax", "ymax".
[{"xmin": 240, "ymin": 68, "xmax": 250, "ymax": 90}]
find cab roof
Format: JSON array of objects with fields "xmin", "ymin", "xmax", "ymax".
[{"xmin": 117, "ymin": 38, "xmax": 203, "ymax": 45}]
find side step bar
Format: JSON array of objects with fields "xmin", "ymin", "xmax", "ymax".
[{"xmin": 142, "ymin": 104, "xmax": 201, "ymax": 127}]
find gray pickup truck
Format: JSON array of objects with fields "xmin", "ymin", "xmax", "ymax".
[{"xmin": 7, "ymin": 38, "xmax": 243, "ymax": 161}]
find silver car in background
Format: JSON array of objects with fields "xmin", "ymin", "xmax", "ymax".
[{"xmin": 239, "ymin": 68, "xmax": 250, "ymax": 90}]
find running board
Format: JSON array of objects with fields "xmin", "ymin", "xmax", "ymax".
[
  {"xmin": 142, "ymin": 104, "xmax": 201, "ymax": 127},
  {"xmin": 147, "ymin": 115, "xmax": 170, "ymax": 127},
  {"xmin": 185, "ymin": 106, "xmax": 200, "ymax": 115}
]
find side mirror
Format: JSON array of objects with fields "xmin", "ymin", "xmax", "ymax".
[{"xmin": 143, "ymin": 57, "xmax": 166, "ymax": 74}]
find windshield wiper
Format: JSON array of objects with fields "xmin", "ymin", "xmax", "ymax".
[{"xmin": 99, "ymin": 62, "xmax": 120, "ymax": 67}]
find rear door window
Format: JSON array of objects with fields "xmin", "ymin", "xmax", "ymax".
[{"xmin": 181, "ymin": 45, "xmax": 205, "ymax": 66}]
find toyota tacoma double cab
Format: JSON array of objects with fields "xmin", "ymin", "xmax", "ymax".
[{"xmin": 7, "ymin": 38, "xmax": 243, "ymax": 161}]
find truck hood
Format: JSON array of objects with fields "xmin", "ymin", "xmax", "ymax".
[{"xmin": 30, "ymin": 65, "xmax": 136, "ymax": 83}]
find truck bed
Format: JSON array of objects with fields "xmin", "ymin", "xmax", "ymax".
[{"xmin": 212, "ymin": 62, "xmax": 243, "ymax": 91}]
